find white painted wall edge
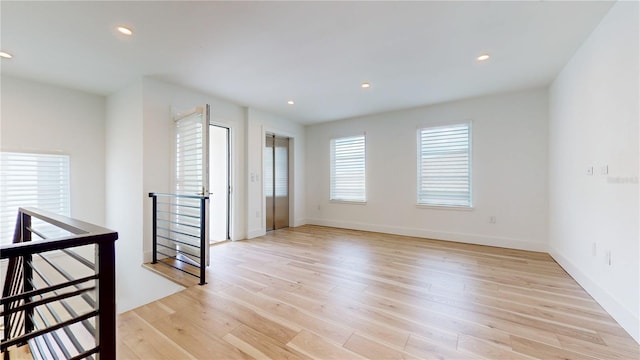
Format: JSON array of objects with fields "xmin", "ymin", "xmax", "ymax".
[
  {"xmin": 548, "ymin": 246, "xmax": 639, "ymax": 343},
  {"xmin": 307, "ymin": 218, "xmax": 547, "ymax": 252}
]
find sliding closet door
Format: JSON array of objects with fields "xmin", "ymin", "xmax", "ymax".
[
  {"xmin": 264, "ymin": 135, "xmax": 275, "ymax": 231},
  {"xmin": 264, "ymin": 134, "xmax": 289, "ymax": 231}
]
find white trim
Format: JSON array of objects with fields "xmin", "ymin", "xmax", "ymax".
[
  {"xmin": 292, "ymin": 219, "xmax": 308, "ymax": 227},
  {"xmin": 247, "ymin": 228, "xmax": 266, "ymax": 239},
  {"xmin": 306, "ymin": 218, "xmax": 547, "ymax": 252},
  {"xmin": 548, "ymin": 246, "xmax": 640, "ymax": 343},
  {"xmin": 330, "ymin": 200, "xmax": 367, "ymax": 205},
  {"xmin": 416, "ymin": 204, "xmax": 474, "ymax": 211}
]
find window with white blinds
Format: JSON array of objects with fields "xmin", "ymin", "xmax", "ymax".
[
  {"xmin": 330, "ymin": 135, "xmax": 366, "ymax": 202},
  {"xmin": 417, "ymin": 123, "xmax": 472, "ymax": 207},
  {"xmin": 0, "ymin": 152, "xmax": 71, "ymax": 244}
]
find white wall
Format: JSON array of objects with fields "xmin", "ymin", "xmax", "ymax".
[
  {"xmin": 246, "ymin": 108, "xmax": 306, "ymax": 238},
  {"xmin": 106, "ymin": 80, "xmax": 183, "ymax": 313},
  {"xmin": 548, "ymin": 1, "xmax": 639, "ymax": 342},
  {"xmin": 306, "ymin": 88, "xmax": 548, "ymax": 251},
  {"xmin": 1, "ymin": 75, "xmax": 106, "ymax": 225}
]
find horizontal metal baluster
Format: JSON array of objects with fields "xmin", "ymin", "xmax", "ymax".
[
  {"xmin": 60, "ymin": 249, "xmax": 95, "ymax": 270},
  {"xmin": 0, "ymin": 274, "xmax": 97, "ymax": 306},
  {"xmin": 34, "ymin": 254, "xmax": 96, "ymax": 308},
  {"xmin": 2, "ymin": 311, "xmax": 98, "ymax": 349},
  {"xmin": 154, "ymin": 260, "xmax": 200, "ymax": 278},
  {"xmin": 157, "ymin": 244, "xmax": 201, "ymax": 261},
  {"xmin": 32, "ymin": 308, "xmax": 68, "ymax": 359},
  {"xmin": 3, "ymin": 286, "xmax": 95, "ymax": 317},
  {"xmin": 156, "ymin": 234, "xmax": 200, "ymax": 248},
  {"xmin": 30, "ymin": 266, "xmax": 96, "ymax": 336},
  {"xmin": 69, "ymin": 346, "xmax": 98, "ymax": 360}
]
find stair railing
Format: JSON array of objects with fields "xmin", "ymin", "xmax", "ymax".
[
  {"xmin": 148, "ymin": 193, "xmax": 208, "ymax": 285},
  {"xmin": 0, "ymin": 208, "xmax": 118, "ymax": 360}
]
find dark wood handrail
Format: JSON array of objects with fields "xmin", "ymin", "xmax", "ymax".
[{"xmin": 0, "ymin": 207, "xmax": 117, "ymax": 259}]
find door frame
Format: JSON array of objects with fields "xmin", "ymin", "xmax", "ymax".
[{"xmin": 209, "ymin": 123, "xmax": 231, "ymax": 242}]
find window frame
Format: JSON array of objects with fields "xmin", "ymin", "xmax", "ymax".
[
  {"xmin": 416, "ymin": 121, "xmax": 473, "ymax": 209},
  {"xmin": 329, "ymin": 134, "xmax": 367, "ymax": 204}
]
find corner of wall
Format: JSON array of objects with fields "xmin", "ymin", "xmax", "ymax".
[{"xmin": 548, "ymin": 246, "xmax": 639, "ymax": 342}]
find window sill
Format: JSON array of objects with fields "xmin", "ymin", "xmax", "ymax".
[
  {"xmin": 416, "ymin": 204, "xmax": 474, "ymax": 211},
  {"xmin": 330, "ymin": 200, "xmax": 367, "ymax": 205}
]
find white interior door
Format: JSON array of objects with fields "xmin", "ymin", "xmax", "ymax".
[{"xmin": 174, "ymin": 105, "xmax": 210, "ymax": 266}]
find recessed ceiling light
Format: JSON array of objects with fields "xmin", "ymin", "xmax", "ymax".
[
  {"xmin": 477, "ymin": 54, "xmax": 490, "ymax": 61},
  {"xmin": 287, "ymin": 100, "xmax": 294, "ymax": 105},
  {"xmin": 361, "ymin": 82, "xmax": 371, "ymax": 88},
  {"xmin": 117, "ymin": 26, "xmax": 133, "ymax": 36},
  {"xmin": 0, "ymin": 51, "xmax": 13, "ymax": 59}
]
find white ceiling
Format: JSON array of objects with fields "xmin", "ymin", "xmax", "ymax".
[{"xmin": 1, "ymin": 1, "xmax": 613, "ymax": 124}]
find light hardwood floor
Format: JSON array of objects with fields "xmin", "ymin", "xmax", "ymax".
[{"xmin": 118, "ymin": 225, "xmax": 639, "ymax": 359}]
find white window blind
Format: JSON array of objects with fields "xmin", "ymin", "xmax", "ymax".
[
  {"xmin": 175, "ymin": 113, "xmax": 205, "ymax": 196},
  {"xmin": 0, "ymin": 152, "xmax": 71, "ymax": 244},
  {"xmin": 417, "ymin": 123, "xmax": 472, "ymax": 207},
  {"xmin": 330, "ymin": 135, "xmax": 366, "ymax": 202}
]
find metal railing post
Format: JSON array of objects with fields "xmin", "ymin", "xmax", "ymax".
[
  {"xmin": 151, "ymin": 194, "xmax": 158, "ymax": 264},
  {"xmin": 95, "ymin": 240, "xmax": 116, "ymax": 360},
  {"xmin": 199, "ymin": 197, "xmax": 206, "ymax": 285},
  {"xmin": 22, "ymin": 213, "xmax": 33, "ymax": 335}
]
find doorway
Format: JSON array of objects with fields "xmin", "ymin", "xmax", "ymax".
[
  {"xmin": 264, "ymin": 134, "xmax": 289, "ymax": 231},
  {"xmin": 209, "ymin": 125, "xmax": 230, "ymax": 243}
]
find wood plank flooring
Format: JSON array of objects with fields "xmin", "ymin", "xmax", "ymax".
[{"xmin": 117, "ymin": 225, "xmax": 639, "ymax": 359}]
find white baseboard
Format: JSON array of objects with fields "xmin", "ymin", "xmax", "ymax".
[
  {"xmin": 293, "ymin": 219, "xmax": 308, "ymax": 227},
  {"xmin": 548, "ymin": 247, "xmax": 639, "ymax": 343},
  {"xmin": 247, "ymin": 228, "xmax": 266, "ymax": 239},
  {"xmin": 305, "ymin": 218, "xmax": 547, "ymax": 252}
]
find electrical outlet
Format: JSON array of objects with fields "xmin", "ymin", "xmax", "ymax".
[
  {"xmin": 317, "ymin": 205, "xmax": 321, "ymax": 211},
  {"xmin": 600, "ymin": 165, "xmax": 608, "ymax": 175},
  {"xmin": 586, "ymin": 166, "xmax": 594, "ymax": 176},
  {"xmin": 488, "ymin": 216, "xmax": 496, "ymax": 224},
  {"xmin": 606, "ymin": 250, "xmax": 612, "ymax": 266},
  {"xmin": 592, "ymin": 242, "xmax": 597, "ymax": 256},
  {"xmin": 255, "ymin": 210, "xmax": 260, "ymax": 218}
]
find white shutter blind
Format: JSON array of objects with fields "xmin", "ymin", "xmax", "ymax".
[
  {"xmin": 330, "ymin": 135, "xmax": 366, "ymax": 202},
  {"xmin": 418, "ymin": 123, "xmax": 471, "ymax": 207},
  {"xmin": 175, "ymin": 113, "xmax": 205, "ymax": 195},
  {"xmin": 0, "ymin": 152, "xmax": 71, "ymax": 244}
]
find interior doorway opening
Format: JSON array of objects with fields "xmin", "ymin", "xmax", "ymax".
[{"xmin": 209, "ymin": 125, "xmax": 230, "ymax": 243}]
